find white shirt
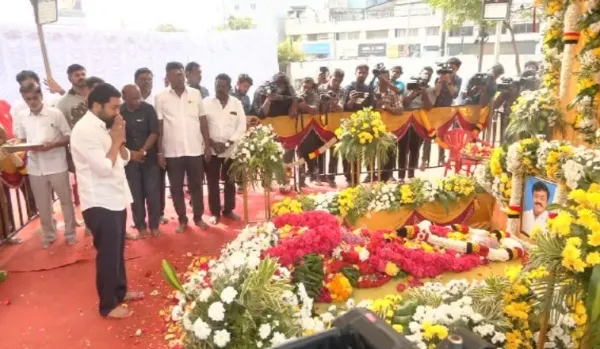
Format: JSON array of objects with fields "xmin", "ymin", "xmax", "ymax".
[
  {"xmin": 155, "ymin": 87, "xmax": 206, "ymax": 158},
  {"xmin": 70, "ymin": 111, "xmax": 132, "ymax": 211},
  {"xmin": 522, "ymin": 209, "xmax": 549, "ymax": 234},
  {"xmin": 11, "ymin": 94, "xmax": 60, "ymax": 136},
  {"xmin": 15, "ymin": 105, "xmax": 71, "ymax": 176},
  {"xmin": 203, "ymin": 96, "xmax": 247, "ymax": 158},
  {"xmin": 143, "ymin": 93, "xmax": 155, "ymax": 107}
]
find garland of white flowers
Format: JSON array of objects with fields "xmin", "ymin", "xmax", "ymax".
[
  {"xmin": 505, "ymin": 142, "xmax": 525, "ymax": 234},
  {"xmin": 559, "ymin": 3, "xmax": 582, "ymax": 100}
]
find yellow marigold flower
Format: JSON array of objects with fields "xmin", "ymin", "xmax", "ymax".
[
  {"xmin": 547, "ymin": 211, "xmax": 573, "ymax": 237},
  {"xmin": 392, "ymin": 324, "xmax": 404, "ymax": 333},
  {"xmin": 504, "ymin": 301, "xmax": 530, "ymax": 321},
  {"xmin": 384, "ymin": 262, "xmax": 399, "ymax": 276},
  {"xmin": 589, "ymin": 231, "xmax": 600, "ymax": 247},
  {"xmin": 586, "ymin": 252, "xmax": 600, "ymax": 266}
]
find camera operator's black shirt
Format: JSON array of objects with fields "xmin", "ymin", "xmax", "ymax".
[
  {"xmin": 434, "ymin": 75, "xmax": 462, "ymax": 107},
  {"xmin": 343, "ymin": 81, "xmax": 374, "ymax": 112},
  {"xmin": 464, "ymin": 74, "xmax": 497, "ymax": 106},
  {"xmin": 251, "ymin": 84, "xmax": 296, "ymax": 117}
]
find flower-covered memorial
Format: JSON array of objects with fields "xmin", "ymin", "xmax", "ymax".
[{"xmin": 161, "ymin": 210, "xmax": 528, "ymax": 348}]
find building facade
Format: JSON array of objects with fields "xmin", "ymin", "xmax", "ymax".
[{"xmin": 286, "ymin": 0, "xmax": 540, "ymax": 60}]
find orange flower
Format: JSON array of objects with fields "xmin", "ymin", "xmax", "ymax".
[{"xmin": 326, "ymin": 273, "xmax": 353, "ymax": 302}]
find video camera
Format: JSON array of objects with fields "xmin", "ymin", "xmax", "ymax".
[
  {"xmin": 372, "ymin": 63, "xmax": 388, "ymax": 78},
  {"xmin": 496, "ymin": 74, "xmax": 538, "ymax": 92},
  {"xmin": 406, "ymin": 77, "xmax": 428, "ymax": 91},
  {"xmin": 436, "ymin": 62, "xmax": 454, "ymax": 75},
  {"xmin": 263, "ymin": 81, "xmax": 278, "ymax": 95},
  {"xmin": 470, "ymin": 73, "xmax": 491, "ymax": 87}
]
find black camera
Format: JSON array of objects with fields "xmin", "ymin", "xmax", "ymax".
[
  {"xmin": 263, "ymin": 81, "xmax": 278, "ymax": 95},
  {"xmin": 436, "ymin": 62, "xmax": 454, "ymax": 75},
  {"xmin": 406, "ymin": 77, "xmax": 428, "ymax": 91},
  {"xmin": 497, "ymin": 74, "xmax": 538, "ymax": 92},
  {"xmin": 470, "ymin": 73, "xmax": 491, "ymax": 86},
  {"xmin": 319, "ymin": 90, "xmax": 337, "ymax": 102},
  {"xmin": 372, "ymin": 63, "xmax": 387, "ymax": 78}
]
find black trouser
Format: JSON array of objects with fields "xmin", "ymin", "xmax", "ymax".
[
  {"xmin": 380, "ymin": 148, "xmax": 397, "ymax": 182},
  {"xmin": 205, "ymin": 157, "xmax": 235, "ymax": 218},
  {"xmin": 159, "ymin": 168, "xmax": 166, "ymax": 217},
  {"xmin": 125, "ymin": 161, "xmax": 160, "ymax": 230},
  {"xmin": 421, "ymin": 140, "xmax": 446, "ymax": 165},
  {"xmin": 398, "ymin": 128, "xmax": 423, "ymax": 180},
  {"xmin": 166, "ymin": 156, "xmax": 205, "ymax": 224},
  {"xmin": 82, "ymin": 207, "xmax": 127, "ymax": 317}
]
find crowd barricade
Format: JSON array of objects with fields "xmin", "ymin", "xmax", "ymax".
[
  {"xmin": 250, "ymin": 105, "xmax": 490, "ymax": 149},
  {"xmin": 0, "ymin": 179, "xmax": 37, "ymax": 244}
]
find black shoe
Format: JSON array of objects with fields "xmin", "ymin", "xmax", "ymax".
[{"xmin": 223, "ymin": 212, "xmax": 241, "ymax": 221}]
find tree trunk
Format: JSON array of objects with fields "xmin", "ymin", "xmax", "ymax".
[{"xmin": 504, "ymin": 20, "xmax": 522, "ymax": 75}]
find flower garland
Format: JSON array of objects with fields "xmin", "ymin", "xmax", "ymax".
[
  {"xmin": 559, "ymin": 2, "xmax": 582, "ymax": 100},
  {"xmin": 572, "ymin": 0, "xmax": 600, "ymax": 144}
]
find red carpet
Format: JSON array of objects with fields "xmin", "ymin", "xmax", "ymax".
[{"xmin": 0, "ymin": 185, "xmax": 332, "ymax": 349}]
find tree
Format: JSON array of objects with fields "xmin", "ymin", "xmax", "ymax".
[
  {"xmin": 156, "ymin": 24, "xmax": 186, "ymax": 32},
  {"xmin": 277, "ymin": 38, "xmax": 305, "ymax": 72},
  {"xmin": 217, "ymin": 16, "xmax": 255, "ymax": 31},
  {"xmin": 424, "ymin": 0, "xmax": 533, "ymax": 73}
]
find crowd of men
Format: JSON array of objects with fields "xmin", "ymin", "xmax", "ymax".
[{"xmin": 1, "ymin": 57, "xmax": 542, "ymax": 249}]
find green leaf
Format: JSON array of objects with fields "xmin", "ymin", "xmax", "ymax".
[
  {"xmin": 161, "ymin": 259, "xmax": 185, "ymax": 295},
  {"xmin": 545, "ymin": 203, "xmax": 563, "ymax": 211},
  {"xmin": 586, "ymin": 265, "xmax": 600, "ymax": 324},
  {"xmin": 0, "ymin": 270, "xmax": 7, "ymax": 283}
]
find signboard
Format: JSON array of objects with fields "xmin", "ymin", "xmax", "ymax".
[
  {"xmin": 302, "ymin": 42, "xmax": 331, "ymax": 55},
  {"xmin": 358, "ymin": 43, "xmax": 387, "ymax": 57},
  {"xmin": 483, "ymin": 0, "xmax": 510, "ymax": 20},
  {"xmin": 33, "ymin": 0, "xmax": 58, "ymax": 25}
]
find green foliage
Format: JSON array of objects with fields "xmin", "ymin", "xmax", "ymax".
[
  {"xmin": 162, "ymin": 259, "xmax": 185, "ymax": 295},
  {"xmin": 293, "ymin": 254, "xmax": 324, "ymax": 299},
  {"xmin": 277, "ymin": 38, "xmax": 305, "ymax": 67},
  {"xmin": 0, "ymin": 270, "xmax": 7, "ymax": 284},
  {"xmin": 340, "ymin": 266, "xmax": 360, "ymax": 287},
  {"xmin": 423, "ymin": 0, "xmax": 483, "ymax": 28},
  {"xmin": 217, "ymin": 16, "xmax": 255, "ymax": 31},
  {"xmin": 155, "ymin": 24, "xmax": 186, "ymax": 32}
]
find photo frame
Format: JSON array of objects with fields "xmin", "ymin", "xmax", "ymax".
[{"xmin": 520, "ymin": 176, "xmax": 558, "ymax": 236}]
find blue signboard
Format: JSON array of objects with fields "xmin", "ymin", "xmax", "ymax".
[{"xmin": 303, "ymin": 42, "xmax": 331, "ymax": 55}]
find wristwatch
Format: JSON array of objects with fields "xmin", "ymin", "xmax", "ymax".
[
  {"xmin": 141, "ymin": 150, "xmax": 147, "ymax": 157},
  {"xmin": 224, "ymin": 141, "xmax": 232, "ymax": 148}
]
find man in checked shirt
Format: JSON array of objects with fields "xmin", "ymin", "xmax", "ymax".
[{"xmin": 368, "ymin": 68, "xmax": 404, "ymax": 183}]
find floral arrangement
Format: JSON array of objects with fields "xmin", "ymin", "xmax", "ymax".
[
  {"xmin": 570, "ymin": 0, "xmax": 600, "ymax": 144},
  {"xmin": 271, "ymin": 174, "xmax": 482, "ymax": 225},
  {"xmin": 334, "ymin": 107, "xmax": 397, "ymax": 179},
  {"xmin": 229, "ymin": 124, "xmax": 286, "ymax": 189},
  {"xmin": 461, "ymin": 142, "xmax": 492, "ymax": 160},
  {"xmin": 506, "ymin": 88, "xmax": 565, "ymax": 141},
  {"xmin": 540, "ymin": 0, "xmax": 565, "ymax": 94}
]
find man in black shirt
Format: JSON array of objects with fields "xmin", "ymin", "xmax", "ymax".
[
  {"xmin": 231, "ymin": 74, "xmax": 253, "ymax": 115},
  {"xmin": 344, "ymin": 64, "xmax": 374, "ymax": 112},
  {"xmin": 121, "ymin": 85, "xmax": 160, "ymax": 238},
  {"xmin": 185, "ymin": 62, "xmax": 210, "ymax": 98}
]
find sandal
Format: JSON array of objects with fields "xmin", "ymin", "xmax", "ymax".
[{"xmin": 123, "ymin": 291, "xmax": 145, "ymax": 302}]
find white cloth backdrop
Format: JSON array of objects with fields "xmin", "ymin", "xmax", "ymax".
[{"xmin": 0, "ymin": 24, "xmax": 279, "ymax": 104}]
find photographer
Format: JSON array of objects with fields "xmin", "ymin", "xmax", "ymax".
[
  {"xmin": 369, "ymin": 68, "xmax": 403, "ymax": 182},
  {"xmin": 251, "ymin": 72, "xmax": 298, "ymax": 193},
  {"xmin": 317, "ymin": 66, "xmax": 330, "ymax": 85},
  {"xmin": 374, "ymin": 65, "xmax": 405, "ymax": 95},
  {"xmin": 423, "ymin": 57, "xmax": 462, "ymax": 169},
  {"xmin": 297, "ymin": 77, "xmax": 319, "ymax": 115},
  {"xmin": 462, "ymin": 63, "xmax": 504, "ymax": 107},
  {"xmin": 344, "ymin": 64, "xmax": 374, "ymax": 112},
  {"xmin": 296, "ymin": 77, "xmax": 320, "ymax": 187},
  {"xmin": 492, "ymin": 70, "xmax": 541, "ymax": 141},
  {"xmin": 401, "ymin": 67, "xmax": 436, "ymax": 181},
  {"xmin": 317, "ymin": 69, "xmax": 346, "ymax": 187}
]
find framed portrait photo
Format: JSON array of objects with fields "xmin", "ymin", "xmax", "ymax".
[{"xmin": 520, "ymin": 176, "xmax": 558, "ymax": 236}]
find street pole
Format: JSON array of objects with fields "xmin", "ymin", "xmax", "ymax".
[
  {"xmin": 439, "ymin": 9, "xmax": 446, "ymax": 57},
  {"xmin": 477, "ymin": 23, "xmax": 486, "ymax": 72},
  {"xmin": 493, "ymin": 21, "xmax": 502, "ymax": 63},
  {"xmin": 30, "ymin": 0, "xmax": 58, "ymax": 80}
]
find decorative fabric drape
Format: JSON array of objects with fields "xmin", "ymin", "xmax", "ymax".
[{"xmin": 258, "ymin": 106, "xmax": 490, "ymax": 149}]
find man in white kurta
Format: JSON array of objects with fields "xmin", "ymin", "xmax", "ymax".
[{"xmin": 70, "ymin": 83, "xmax": 142, "ymax": 319}]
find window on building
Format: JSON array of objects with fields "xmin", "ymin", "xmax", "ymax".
[
  {"xmin": 426, "ymin": 26, "xmax": 440, "ymax": 36},
  {"xmin": 448, "ymin": 26, "xmax": 474, "ymax": 37},
  {"xmin": 366, "ymin": 29, "xmax": 389, "ymax": 39},
  {"xmin": 503, "ymin": 22, "xmax": 535, "ymax": 34},
  {"xmin": 335, "ymin": 31, "xmax": 360, "ymax": 40},
  {"xmin": 395, "ymin": 28, "xmax": 407, "ymax": 37},
  {"xmin": 234, "ymin": 4, "xmax": 239, "ymax": 10},
  {"xmin": 250, "ymin": 3, "xmax": 256, "ymax": 10},
  {"xmin": 306, "ymin": 33, "xmax": 329, "ymax": 41},
  {"xmin": 408, "ymin": 28, "xmax": 419, "ymax": 36}
]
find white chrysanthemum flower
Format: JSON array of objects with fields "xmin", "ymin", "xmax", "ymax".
[
  {"xmin": 198, "ymin": 288, "xmax": 212, "ymax": 302},
  {"xmin": 220, "ymin": 286, "xmax": 238, "ymax": 304},
  {"xmin": 259, "ymin": 323, "xmax": 272, "ymax": 339},
  {"xmin": 271, "ymin": 332, "xmax": 287, "ymax": 346},
  {"xmin": 358, "ymin": 247, "xmax": 370, "ymax": 261},
  {"xmin": 213, "ymin": 329, "xmax": 231, "ymax": 348},
  {"xmin": 192, "ymin": 318, "xmax": 211, "ymax": 340},
  {"xmin": 208, "ymin": 301, "xmax": 226, "ymax": 322}
]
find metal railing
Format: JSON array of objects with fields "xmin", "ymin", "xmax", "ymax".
[{"xmin": 0, "ymin": 179, "xmax": 38, "ymax": 244}]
